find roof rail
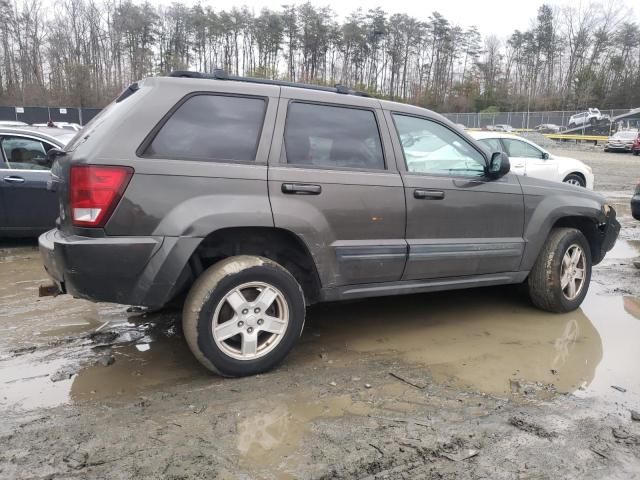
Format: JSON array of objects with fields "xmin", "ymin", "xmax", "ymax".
[{"xmin": 168, "ymin": 69, "xmax": 370, "ymax": 97}]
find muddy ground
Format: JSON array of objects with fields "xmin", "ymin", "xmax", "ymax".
[{"xmin": 1, "ymin": 149, "xmax": 640, "ymax": 480}]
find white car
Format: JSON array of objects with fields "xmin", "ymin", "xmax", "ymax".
[
  {"xmin": 0, "ymin": 120, "xmax": 29, "ymax": 127},
  {"xmin": 32, "ymin": 121, "xmax": 82, "ymax": 131},
  {"xmin": 493, "ymin": 124, "xmax": 514, "ymax": 132},
  {"xmin": 469, "ymin": 131, "xmax": 594, "ymax": 189},
  {"xmin": 567, "ymin": 108, "xmax": 610, "ymax": 129}
]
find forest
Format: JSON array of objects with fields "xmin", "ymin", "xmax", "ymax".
[{"xmin": 0, "ymin": 0, "xmax": 639, "ymax": 112}]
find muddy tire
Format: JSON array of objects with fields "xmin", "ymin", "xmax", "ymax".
[
  {"xmin": 563, "ymin": 173, "xmax": 586, "ymax": 187},
  {"xmin": 527, "ymin": 228, "xmax": 592, "ymax": 313},
  {"xmin": 182, "ymin": 255, "xmax": 305, "ymax": 377}
]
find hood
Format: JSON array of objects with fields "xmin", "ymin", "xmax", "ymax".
[
  {"xmin": 608, "ymin": 135, "xmax": 636, "ymax": 143},
  {"xmin": 550, "ymin": 154, "xmax": 591, "ymax": 172}
]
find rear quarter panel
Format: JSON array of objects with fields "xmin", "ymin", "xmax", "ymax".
[{"xmin": 69, "ymin": 77, "xmax": 281, "ymax": 238}]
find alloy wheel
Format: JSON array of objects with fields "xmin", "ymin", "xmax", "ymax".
[
  {"xmin": 211, "ymin": 282, "xmax": 289, "ymax": 361},
  {"xmin": 560, "ymin": 244, "xmax": 586, "ymax": 301}
]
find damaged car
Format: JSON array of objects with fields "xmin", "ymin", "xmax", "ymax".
[{"xmin": 39, "ymin": 71, "xmax": 620, "ymax": 377}]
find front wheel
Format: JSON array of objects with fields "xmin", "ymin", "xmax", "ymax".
[
  {"xmin": 182, "ymin": 255, "xmax": 306, "ymax": 377},
  {"xmin": 563, "ymin": 173, "xmax": 586, "ymax": 187},
  {"xmin": 527, "ymin": 228, "xmax": 592, "ymax": 313}
]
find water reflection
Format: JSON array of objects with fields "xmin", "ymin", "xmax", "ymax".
[{"xmin": 306, "ymin": 287, "xmax": 603, "ymax": 397}]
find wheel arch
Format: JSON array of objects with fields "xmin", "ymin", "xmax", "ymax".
[
  {"xmin": 186, "ymin": 226, "xmax": 323, "ymax": 304},
  {"xmin": 550, "ymin": 216, "xmax": 604, "ymax": 263},
  {"xmin": 521, "ymin": 195, "xmax": 608, "ymax": 271}
]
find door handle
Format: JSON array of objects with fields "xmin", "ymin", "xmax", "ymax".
[
  {"xmin": 414, "ymin": 189, "xmax": 445, "ymax": 200},
  {"xmin": 3, "ymin": 175, "xmax": 25, "ymax": 184},
  {"xmin": 281, "ymin": 183, "xmax": 322, "ymax": 195}
]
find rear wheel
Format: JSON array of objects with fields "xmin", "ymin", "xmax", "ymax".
[
  {"xmin": 633, "ymin": 150, "xmax": 639, "ymax": 156},
  {"xmin": 527, "ymin": 228, "xmax": 592, "ymax": 313},
  {"xmin": 182, "ymin": 255, "xmax": 306, "ymax": 377},
  {"xmin": 563, "ymin": 173, "xmax": 586, "ymax": 187}
]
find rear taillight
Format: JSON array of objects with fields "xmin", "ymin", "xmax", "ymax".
[{"xmin": 70, "ymin": 165, "xmax": 133, "ymax": 227}]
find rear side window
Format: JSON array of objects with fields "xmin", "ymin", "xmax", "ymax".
[
  {"xmin": 284, "ymin": 102, "xmax": 385, "ymax": 170},
  {"xmin": 144, "ymin": 95, "xmax": 266, "ymax": 162},
  {"xmin": 502, "ymin": 139, "xmax": 542, "ymax": 159},
  {"xmin": 478, "ymin": 138, "xmax": 504, "ymax": 153}
]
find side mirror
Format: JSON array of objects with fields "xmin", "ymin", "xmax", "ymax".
[
  {"xmin": 487, "ymin": 152, "xmax": 510, "ymax": 179},
  {"xmin": 542, "ymin": 152, "xmax": 550, "ymax": 160}
]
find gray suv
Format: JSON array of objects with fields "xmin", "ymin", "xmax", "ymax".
[{"xmin": 40, "ymin": 71, "xmax": 620, "ymax": 377}]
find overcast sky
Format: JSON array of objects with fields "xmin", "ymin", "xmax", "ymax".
[{"xmin": 155, "ymin": 0, "xmax": 637, "ymax": 38}]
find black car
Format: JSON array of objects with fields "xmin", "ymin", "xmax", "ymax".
[
  {"xmin": 632, "ymin": 182, "xmax": 640, "ymax": 221},
  {"xmin": 0, "ymin": 127, "xmax": 75, "ymax": 237}
]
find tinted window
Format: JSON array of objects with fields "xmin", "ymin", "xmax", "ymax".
[
  {"xmin": 146, "ymin": 95, "xmax": 266, "ymax": 161},
  {"xmin": 284, "ymin": 103, "xmax": 384, "ymax": 170},
  {"xmin": 479, "ymin": 138, "xmax": 504, "ymax": 153},
  {"xmin": 1, "ymin": 136, "xmax": 53, "ymax": 170},
  {"xmin": 502, "ymin": 139, "xmax": 542, "ymax": 159},
  {"xmin": 393, "ymin": 115, "xmax": 485, "ymax": 177}
]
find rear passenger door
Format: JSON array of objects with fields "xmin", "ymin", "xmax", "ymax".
[{"xmin": 268, "ymin": 90, "xmax": 406, "ymax": 288}]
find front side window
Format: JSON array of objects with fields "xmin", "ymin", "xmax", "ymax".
[
  {"xmin": 393, "ymin": 115, "xmax": 485, "ymax": 177},
  {"xmin": 284, "ymin": 102, "xmax": 385, "ymax": 170},
  {"xmin": 502, "ymin": 139, "xmax": 542, "ymax": 159},
  {"xmin": 1, "ymin": 136, "xmax": 53, "ymax": 170},
  {"xmin": 145, "ymin": 95, "xmax": 266, "ymax": 162}
]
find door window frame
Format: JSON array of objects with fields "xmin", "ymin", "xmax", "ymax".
[
  {"xmin": 0, "ymin": 134, "xmax": 56, "ymax": 172},
  {"xmin": 387, "ymin": 111, "xmax": 490, "ymax": 179},
  {"xmin": 278, "ymin": 99, "xmax": 390, "ymax": 173}
]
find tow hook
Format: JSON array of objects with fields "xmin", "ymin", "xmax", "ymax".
[{"xmin": 39, "ymin": 283, "xmax": 62, "ymax": 298}]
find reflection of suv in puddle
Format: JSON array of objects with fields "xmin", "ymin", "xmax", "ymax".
[{"xmin": 40, "ymin": 71, "xmax": 620, "ymax": 377}]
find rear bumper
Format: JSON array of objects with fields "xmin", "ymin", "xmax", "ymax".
[{"xmin": 39, "ymin": 229, "xmax": 201, "ymax": 307}]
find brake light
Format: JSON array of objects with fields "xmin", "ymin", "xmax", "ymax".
[{"xmin": 70, "ymin": 165, "xmax": 133, "ymax": 227}]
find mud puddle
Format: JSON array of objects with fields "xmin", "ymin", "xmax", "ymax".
[
  {"xmin": 306, "ymin": 238, "xmax": 640, "ymax": 404},
  {"xmin": 237, "ymin": 393, "xmax": 372, "ymax": 478},
  {"xmin": 0, "ymin": 322, "xmax": 210, "ymax": 411}
]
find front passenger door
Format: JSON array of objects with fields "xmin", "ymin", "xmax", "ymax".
[
  {"xmin": 501, "ymin": 138, "xmax": 558, "ymax": 183},
  {"xmin": 387, "ymin": 113, "xmax": 525, "ymax": 280}
]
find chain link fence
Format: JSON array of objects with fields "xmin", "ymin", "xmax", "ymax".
[
  {"xmin": 1, "ymin": 105, "xmax": 638, "ymax": 132},
  {"xmin": 0, "ymin": 106, "xmax": 102, "ymax": 126},
  {"xmin": 441, "ymin": 109, "xmax": 636, "ymax": 130}
]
